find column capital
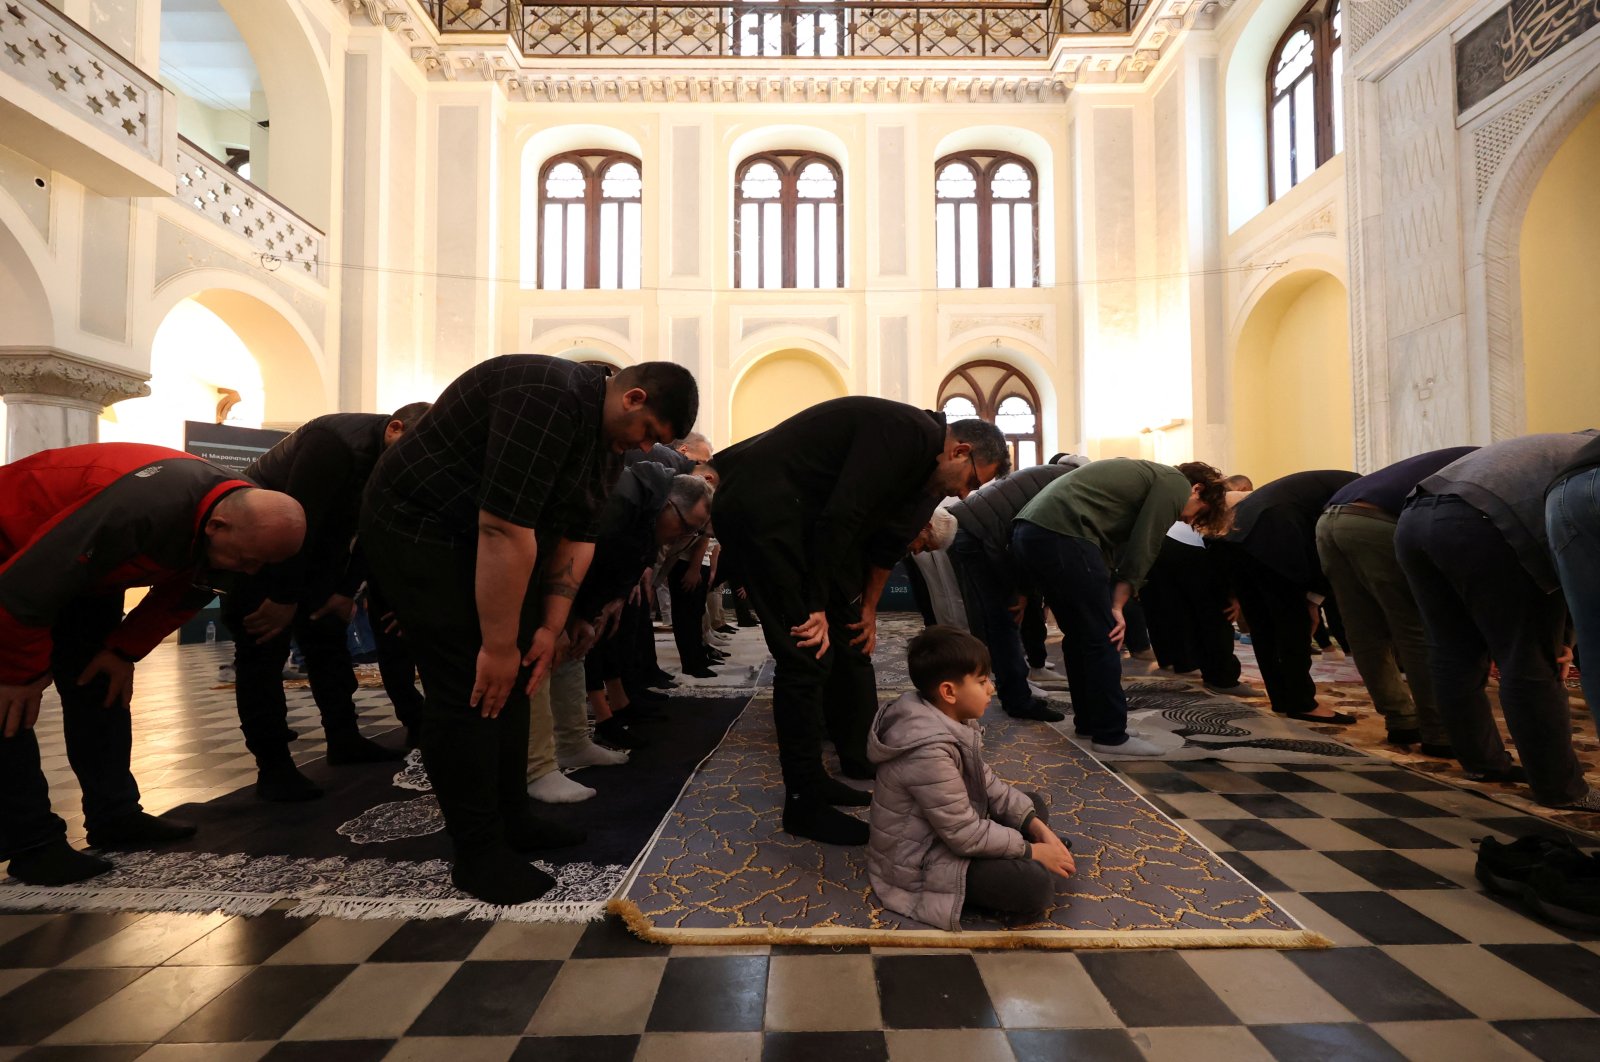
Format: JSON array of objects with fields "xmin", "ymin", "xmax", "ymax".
[{"xmin": 0, "ymin": 347, "xmax": 151, "ymax": 409}]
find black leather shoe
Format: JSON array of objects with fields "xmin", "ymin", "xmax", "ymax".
[{"xmin": 85, "ymin": 811, "xmax": 197, "ymax": 850}]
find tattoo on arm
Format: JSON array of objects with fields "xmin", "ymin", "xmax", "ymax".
[{"xmin": 541, "ymin": 558, "xmax": 580, "ymax": 600}]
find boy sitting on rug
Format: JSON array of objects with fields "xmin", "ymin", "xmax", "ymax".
[{"xmin": 866, "ymin": 625, "xmax": 1076, "ymax": 930}]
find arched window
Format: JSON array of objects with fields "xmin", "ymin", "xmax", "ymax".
[
  {"xmin": 937, "ymin": 361, "xmax": 1044, "ymax": 470},
  {"xmin": 735, "ymin": 152, "xmax": 844, "ymax": 290},
  {"xmin": 935, "ymin": 151, "xmax": 1039, "ymax": 289},
  {"xmin": 538, "ymin": 151, "xmax": 642, "ymax": 290},
  {"xmin": 1268, "ymin": 0, "xmax": 1343, "ymax": 203}
]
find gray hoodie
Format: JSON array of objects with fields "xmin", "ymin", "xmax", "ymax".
[{"xmin": 866, "ymin": 691, "xmax": 1038, "ymax": 930}]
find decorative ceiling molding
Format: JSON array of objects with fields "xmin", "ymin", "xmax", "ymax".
[{"xmin": 339, "ymin": 0, "xmax": 1233, "ymax": 101}]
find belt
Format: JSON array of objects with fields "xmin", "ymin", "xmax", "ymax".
[{"xmin": 1323, "ymin": 503, "xmax": 1397, "ymax": 524}]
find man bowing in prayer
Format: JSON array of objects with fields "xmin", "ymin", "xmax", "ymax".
[
  {"xmin": 0, "ymin": 443, "xmax": 305, "ymax": 885},
  {"xmin": 712, "ymin": 397, "xmax": 1009, "ymax": 846}
]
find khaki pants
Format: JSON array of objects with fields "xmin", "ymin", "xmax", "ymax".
[
  {"xmin": 526, "ymin": 658, "xmax": 594, "ymax": 782},
  {"xmin": 1315, "ymin": 508, "xmax": 1448, "ymax": 744}
]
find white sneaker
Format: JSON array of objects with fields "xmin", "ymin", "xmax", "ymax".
[
  {"xmin": 558, "ymin": 739, "xmax": 629, "ymax": 770},
  {"xmin": 1028, "ymin": 681, "xmax": 1050, "ymax": 699},
  {"xmin": 527, "ymin": 771, "xmax": 597, "ymax": 804},
  {"xmin": 1028, "ymin": 666, "xmax": 1058, "ymax": 682},
  {"xmin": 1091, "ymin": 731, "xmax": 1167, "ymax": 757}
]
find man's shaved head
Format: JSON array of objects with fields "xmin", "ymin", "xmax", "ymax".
[{"xmin": 205, "ymin": 488, "xmax": 306, "ymax": 573}]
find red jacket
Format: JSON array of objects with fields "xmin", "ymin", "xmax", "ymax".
[{"xmin": 0, "ymin": 443, "xmax": 252, "ymax": 685}]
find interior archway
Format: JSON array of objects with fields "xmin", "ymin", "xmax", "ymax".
[
  {"xmin": 1230, "ymin": 269, "xmax": 1353, "ymax": 482},
  {"xmin": 107, "ymin": 291, "xmax": 326, "ymax": 448},
  {"xmin": 0, "ymin": 220, "xmax": 53, "ymax": 348},
  {"xmin": 730, "ymin": 348, "xmax": 848, "ymax": 443},
  {"xmin": 1519, "ymin": 98, "xmax": 1600, "ymax": 434},
  {"xmin": 160, "ymin": 0, "xmax": 334, "ymax": 229}
]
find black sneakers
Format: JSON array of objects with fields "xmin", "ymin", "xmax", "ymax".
[{"xmin": 1476, "ymin": 833, "xmax": 1600, "ymax": 931}]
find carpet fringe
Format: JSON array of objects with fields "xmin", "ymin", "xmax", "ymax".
[
  {"xmin": 0, "ymin": 885, "xmax": 607, "ymax": 924},
  {"xmin": 606, "ymin": 899, "xmax": 1332, "ymax": 951}
]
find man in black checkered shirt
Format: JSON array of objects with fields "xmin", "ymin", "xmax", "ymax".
[{"xmin": 361, "ymin": 355, "xmax": 698, "ymax": 905}]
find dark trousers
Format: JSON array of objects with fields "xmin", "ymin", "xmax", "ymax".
[
  {"xmin": 1548, "ymin": 469, "xmax": 1600, "ymax": 734},
  {"xmin": 1395, "ymin": 495, "xmax": 1586, "ymax": 805},
  {"xmin": 903, "ymin": 557, "xmax": 937, "ymax": 627},
  {"xmin": 0, "ymin": 595, "xmax": 143, "ymax": 860},
  {"xmin": 1221, "ymin": 545, "xmax": 1318, "ymax": 715},
  {"xmin": 221, "ymin": 577, "xmax": 361, "ymax": 768},
  {"xmin": 1021, "ymin": 597, "xmax": 1047, "ymax": 670},
  {"xmin": 366, "ymin": 580, "xmax": 424, "ymax": 735},
  {"xmin": 1121, "ymin": 596, "xmax": 1151, "ymax": 654},
  {"xmin": 723, "ymin": 530, "xmax": 877, "ymax": 793},
  {"xmin": 362, "ymin": 527, "xmax": 541, "ymax": 857},
  {"xmin": 1141, "ymin": 538, "xmax": 1242, "ymax": 688},
  {"xmin": 965, "ymin": 792, "xmax": 1053, "ymax": 917},
  {"xmin": 949, "ymin": 530, "xmax": 1031, "ymax": 715},
  {"xmin": 669, "ymin": 559, "xmax": 710, "ymax": 671},
  {"xmin": 1011, "ymin": 523, "xmax": 1129, "ymax": 744}
]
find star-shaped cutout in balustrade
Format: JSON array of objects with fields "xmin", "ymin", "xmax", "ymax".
[
  {"xmin": 3, "ymin": 41, "xmax": 23, "ymax": 65},
  {"xmin": 27, "ymin": 36, "xmax": 46, "ymax": 58},
  {"xmin": 104, "ymin": 89, "xmax": 120, "ymax": 108},
  {"xmin": 69, "ymin": 64, "xmax": 85, "ymax": 83},
  {"xmin": 5, "ymin": 4, "xmax": 27, "ymax": 26},
  {"xmin": 47, "ymin": 68, "xmax": 64, "ymax": 90},
  {"xmin": 85, "ymin": 94, "xmax": 103, "ymax": 113},
  {"xmin": 121, "ymin": 117, "xmax": 137, "ymax": 135}
]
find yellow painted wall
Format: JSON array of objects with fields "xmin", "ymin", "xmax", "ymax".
[
  {"xmin": 1231, "ymin": 271, "xmax": 1354, "ymax": 482},
  {"xmin": 730, "ymin": 350, "xmax": 848, "ymax": 443},
  {"xmin": 1520, "ymin": 100, "xmax": 1600, "ymax": 434}
]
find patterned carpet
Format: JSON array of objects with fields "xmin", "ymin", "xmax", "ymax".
[{"xmin": 618, "ymin": 695, "xmax": 1323, "ymax": 948}]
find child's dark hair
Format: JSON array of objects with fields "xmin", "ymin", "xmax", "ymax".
[{"xmin": 908, "ymin": 625, "xmax": 992, "ymax": 700}]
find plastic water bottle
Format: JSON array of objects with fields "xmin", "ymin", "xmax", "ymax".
[{"xmin": 205, "ymin": 621, "xmax": 217, "ymax": 645}]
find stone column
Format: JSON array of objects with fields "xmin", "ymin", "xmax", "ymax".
[{"xmin": 0, "ymin": 347, "xmax": 151, "ymax": 462}]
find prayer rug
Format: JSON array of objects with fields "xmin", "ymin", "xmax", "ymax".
[
  {"xmin": 1065, "ymin": 680, "xmax": 1373, "ymax": 766},
  {"xmin": 613, "ymin": 694, "xmax": 1329, "ymax": 950},
  {"xmin": 0, "ymin": 693, "xmax": 751, "ymax": 923}
]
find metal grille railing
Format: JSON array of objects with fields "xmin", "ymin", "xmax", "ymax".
[{"xmin": 423, "ymin": 1, "xmax": 1149, "ymax": 57}]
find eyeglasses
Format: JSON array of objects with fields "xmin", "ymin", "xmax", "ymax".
[{"xmin": 668, "ymin": 499, "xmax": 708, "ymax": 540}]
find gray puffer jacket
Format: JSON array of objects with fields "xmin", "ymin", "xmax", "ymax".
[{"xmin": 866, "ymin": 691, "xmax": 1038, "ymax": 930}]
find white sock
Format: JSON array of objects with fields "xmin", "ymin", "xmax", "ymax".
[
  {"xmin": 558, "ymin": 739, "xmax": 629, "ymax": 769},
  {"xmin": 527, "ymin": 771, "xmax": 597, "ymax": 804}
]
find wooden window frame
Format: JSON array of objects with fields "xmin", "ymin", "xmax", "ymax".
[
  {"xmin": 536, "ymin": 149, "xmax": 642, "ymax": 290},
  {"xmin": 1266, "ymin": 0, "xmax": 1342, "ymax": 203},
  {"xmin": 935, "ymin": 150, "xmax": 1041, "ymax": 289},
  {"xmin": 936, "ymin": 360, "xmax": 1045, "ymax": 469},
  {"xmin": 734, "ymin": 151, "xmax": 845, "ymax": 290}
]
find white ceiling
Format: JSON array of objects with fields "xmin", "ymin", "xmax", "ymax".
[{"xmin": 160, "ymin": 0, "xmax": 263, "ymax": 115}]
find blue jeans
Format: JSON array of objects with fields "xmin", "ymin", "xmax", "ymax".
[
  {"xmin": 948, "ymin": 530, "xmax": 1031, "ymax": 715},
  {"xmin": 1011, "ymin": 522, "xmax": 1130, "ymax": 744},
  {"xmin": 1548, "ymin": 469, "xmax": 1600, "ymax": 735}
]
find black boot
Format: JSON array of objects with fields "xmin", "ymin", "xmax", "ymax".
[
  {"xmin": 5, "ymin": 840, "xmax": 113, "ymax": 885},
  {"xmin": 595, "ymin": 717, "xmax": 643, "ymax": 749},
  {"xmin": 1007, "ymin": 698, "xmax": 1066, "ymax": 723},
  {"xmin": 86, "ymin": 811, "xmax": 197, "ymax": 850},
  {"xmin": 451, "ymin": 845, "xmax": 556, "ymax": 905},
  {"xmin": 256, "ymin": 761, "xmax": 324, "ymax": 802},
  {"xmin": 781, "ymin": 794, "xmax": 868, "ymax": 846},
  {"xmin": 326, "ymin": 730, "xmax": 404, "ymax": 765},
  {"xmin": 818, "ymin": 775, "xmax": 871, "ymax": 807}
]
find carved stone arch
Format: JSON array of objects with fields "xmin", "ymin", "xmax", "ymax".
[{"xmin": 1471, "ymin": 59, "xmax": 1600, "ymax": 441}]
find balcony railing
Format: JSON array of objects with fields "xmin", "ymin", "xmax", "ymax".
[
  {"xmin": 0, "ymin": 0, "xmax": 166, "ymax": 163},
  {"xmin": 173, "ymin": 137, "xmax": 324, "ymax": 283},
  {"xmin": 423, "ymin": 1, "xmax": 1148, "ymax": 58}
]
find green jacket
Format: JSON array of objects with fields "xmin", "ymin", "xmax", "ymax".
[{"xmin": 1014, "ymin": 458, "xmax": 1190, "ymax": 591}]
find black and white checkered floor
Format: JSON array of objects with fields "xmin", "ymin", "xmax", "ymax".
[{"xmin": 2, "ymin": 637, "xmax": 1598, "ymax": 1061}]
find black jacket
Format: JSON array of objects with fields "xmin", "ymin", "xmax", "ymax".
[
  {"xmin": 246, "ymin": 412, "xmax": 389, "ymax": 603},
  {"xmin": 574, "ymin": 462, "xmax": 675, "ymax": 621},
  {"xmin": 1221, "ymin": 469, "xmax": 1359, "ymax": 594},
  {"xmin": 712, "ymin": 397, "xmax": 946, "ymax": 611}
]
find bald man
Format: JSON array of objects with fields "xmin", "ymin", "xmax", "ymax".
[{"xmin": 0, "ymin": 443, "xmax": 304, "ymax": 886}]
